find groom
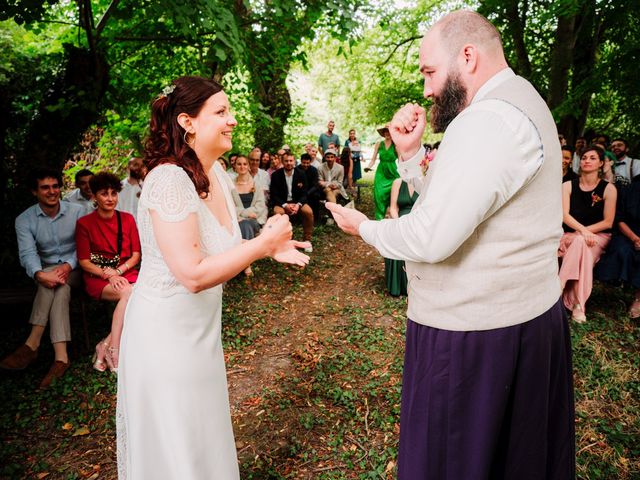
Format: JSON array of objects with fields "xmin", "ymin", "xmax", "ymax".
[{"xmin": 328, "ymin": 10, "xmax": 574, "ymax": 480}]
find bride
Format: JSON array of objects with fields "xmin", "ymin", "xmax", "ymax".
[{"xmin": 117, "ymin": 76, "xmax": 310, "ymax": 479}]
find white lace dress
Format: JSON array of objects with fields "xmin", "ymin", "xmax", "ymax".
[{"xmin": 117, "ymin": 163, "xmax": 241, "ymax": 479}]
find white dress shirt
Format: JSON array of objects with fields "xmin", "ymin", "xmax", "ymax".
[
  {"xmin": 360, "ymin": 68, "xmax": 544, "ymax": 263},
  {"xmin": 284, "ymin": 170, "xmax": 294, "ymax": 201},
  {"xmin": 613, "ymin": 155, "xmax": 640, "ymax": 184},
  {"xmin": 63, "ymin": 188, "xmax": 95, "ymax": 217},
  {"xmin": 118, "ymin": 178, "xmax": 143, "ymax": 219}
]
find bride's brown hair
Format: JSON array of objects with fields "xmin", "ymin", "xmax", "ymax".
[{"xmin": 144, "ymin": 76, "xmax": 224, "ymax": 198}]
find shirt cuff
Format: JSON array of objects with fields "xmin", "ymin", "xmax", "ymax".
[
  {"xmin": 63, "ymin": 256, "xmax": 78, "ymax": 270},
  {"xmin": 359, "ymin": 219, "xmax": 377, "ymax": 245},
  {"xmin": 25, "ymin": 261, "xmax": 43, "ymax": 279},
  {"xmin": 397, "ymin": 146, "xmax": 425, "ymax": 181}
]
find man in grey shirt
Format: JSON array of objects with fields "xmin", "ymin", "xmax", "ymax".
[
  {"xmin": 1, "ymin": 168, "xmax": 84, "ymax": 388},
  {"xmin": 317, "ymin": 120, "xmax": 340, "ymax": 156},
  {"xmin": 63, "ymin": 168, "xmax": 95, "ymax": 216}
]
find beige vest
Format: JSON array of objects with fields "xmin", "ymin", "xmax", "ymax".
[{"xmin": 406, "ymin": 76, "xmax": 563, "ymax": 331}]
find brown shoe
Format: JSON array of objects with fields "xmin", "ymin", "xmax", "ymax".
[
  {"xmin": 39, "ymin": 361, "xmax": 69, "ymax": 389},
  {"xmin": 0, "ymin": 344, "xmax": 38, "ymax": 370}
]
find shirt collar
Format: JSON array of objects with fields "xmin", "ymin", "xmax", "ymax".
[
  {"xmin": 35, "ymin": 201, "xmax": 65, "ymax": 218},
  {"xmin": 471, "ymin": 68, "xmax": 515, "ymax": 104}
]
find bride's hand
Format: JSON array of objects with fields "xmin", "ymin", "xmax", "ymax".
[
  {"xmin": 260, "ymin": 214, "xmax": 293, "ymax": 253},
  {"xmin": 272, "ymin": 240, "xmax": 311, "ymax": 266},
  {"xmin": 260, "ymin": 215, "xmax": 310, "ymax": 266}
]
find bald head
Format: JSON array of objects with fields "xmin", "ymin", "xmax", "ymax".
[{"xmin": 432, "ymin": 10, "xmax": 504, "ymax": 60}]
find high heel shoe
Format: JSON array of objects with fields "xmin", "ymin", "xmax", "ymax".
[{"xmin": 92, "ymin": 339, "xmax": 110, "ymax": 372}]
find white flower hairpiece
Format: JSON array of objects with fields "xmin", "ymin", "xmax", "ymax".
[{"xmin": 159, "ymin": 84, "xmax": 176, "ymax": 98}]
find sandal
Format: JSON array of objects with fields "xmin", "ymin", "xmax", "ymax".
[
  {"xmin": 571, "ymin": 304, "xmax": 586, "ymax": 323},
  {"xmin": 92, "ymin": 339, "xmax": 110, "ymax": 372}
]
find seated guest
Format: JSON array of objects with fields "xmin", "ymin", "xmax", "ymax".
[
  {"xmin": 385, "ymin": 178, "xmax": 420, "ymax": 296},
  {"xmin": 572, "ymin": 136, "xmax": 587, "ymax": 173},
  {"xmin": 1, "ymin": 168, "xmax": 84, "ymax": 388},
  {"xmin": 228, "ymin": 152, "xmax": 240, "ymax": 172},
  {"xmin": 318, "ymin": 149, "xmax": 348, "ymax": 204},
  {"xmin": 307, "ymin": 144, "xmax": 322, "ymax": 169},
  {"xmin": 611, "ymin": 138, "xmax": 639, "ymax": 187},
  {"xmin": 118, "ymin": 157, "xmax": 145, "ymax": 219},
  {"xmin": 217, "ymin": 156, "xmax": 230, "ymax": 171},
  {"xmin": 270, "ymin": 152, "xmax": 314, "ymax": 252},
  {"xmin": 248, "ymin": 148, "xmax": 271, "ymax": 197},
  {"xmin": 595, "ymin": 175, "xmax": 640, "ymax": 317},
  {"xmin": 267, "ymin": 153, "xmax": 282, "ymax": 177},
  {"xmin": 260, "ymin": 151, "xmax": 271, "ymax": 170},
  {"xmin": 232, "ymin": 155, "xmax": 267, "ymax": 238},
  {"xmin": 75, "ymin": 172, "xmax": 141, "ymax": 372},
  {"xmin": 232, "ymin": 155, "xmax": 267, "ymax": 276},
  {"xmin": 562, "ymin": 145, "xmax": 578, "ymax": 183},
  {"xmin": 559, "ymin": 145, "xmax": 617, "ymax": 322},
  {"xmin": 299, "ymin": 153, "xmax": 322, "ymax": 218},
  {"xmin": 64, "ymin": 168, "xmax": 95, "ymax": 216},
  {"xmin": 592, "ymin": 141, "xmax": 615, "ymax": 183}
]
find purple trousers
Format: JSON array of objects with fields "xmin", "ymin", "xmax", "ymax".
[{"xmin": 398, "ymin": 299, "xmax": 575, "ymax": 480}]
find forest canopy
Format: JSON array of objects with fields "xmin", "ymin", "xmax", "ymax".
[{"xmin": 0, "ymin": 0, "xmax": 638, "ymax": 199}]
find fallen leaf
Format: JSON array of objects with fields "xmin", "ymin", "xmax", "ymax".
[
  {"xmin": 72, "ymin": 426, "xmax": 90, "ymax": 436},
  {"xmin": 62, "ymin": 422, "xmax": 73, "ymax": 431},
  {"xmin": 36, "ymin": 473, "xmax": 49, "ymax": 479}
]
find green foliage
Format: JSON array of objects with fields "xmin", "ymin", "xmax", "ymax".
[{"xmin": 479, "ymin": 0, "xmax": 640, "ymax": 144}]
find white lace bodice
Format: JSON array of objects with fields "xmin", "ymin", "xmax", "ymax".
[{"xmin": 134, "ymin": 162, "xmax": 241, "ymax": 296}]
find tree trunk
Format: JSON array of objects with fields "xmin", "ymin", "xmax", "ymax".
[
  {"xmin": 19, "ymin": 44, "xmax": 109, "ymax": 180},
  {"xmin": 504, "ymin": 0, "xmax": 532, "ymax": 79},
  {"xmin": 547, "ymin": 15, "xmax": 576, "ymax": 112},
  {"xmin": 557, "ymin": 0, "xmax": 603, "ymax": 143},
  {"xmin": 252, "ymin": 70, "xmax": 291, "ymax": 151}
]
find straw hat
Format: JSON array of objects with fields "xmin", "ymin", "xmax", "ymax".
[{"xmin": 377, "ymin": 125, "xmax": 390, "ymax": 137}]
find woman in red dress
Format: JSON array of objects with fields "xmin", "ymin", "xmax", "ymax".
[{"xmin": 75, "ymin": 172, "xmax": 141, "ymax": 372}]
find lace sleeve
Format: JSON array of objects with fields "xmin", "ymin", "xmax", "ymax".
[{"xmin": 140, "ymin": 164, "xmax": 200, "ymax": 222}]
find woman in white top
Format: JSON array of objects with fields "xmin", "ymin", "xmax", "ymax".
[{"xmin": 116, "ymin": 76, "xmax": 309, "ymax": 479}]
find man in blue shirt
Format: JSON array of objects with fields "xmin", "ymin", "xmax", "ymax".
[{"xmin": 1, "ymin": 168, "xmax": 84, "ymax": 388}]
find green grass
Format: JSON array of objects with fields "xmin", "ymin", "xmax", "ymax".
[{"xmin": 0, "ymin": 184, "xmax": 638, "ymax": 479}]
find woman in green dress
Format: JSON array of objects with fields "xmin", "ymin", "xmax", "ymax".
[
  {"xmin": 365, "ymin": 126, "xmax": 400, "ymax": 220},
  {"xmin": 385, "ymin": 178, "xmax": 420, "ymax": 296}
]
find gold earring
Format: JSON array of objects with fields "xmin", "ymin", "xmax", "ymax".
[{"xmin": 183, "ymin": 130, "xmax": 195, "ymax": 146}]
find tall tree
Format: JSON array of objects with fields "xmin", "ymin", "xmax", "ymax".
[
  {"xmin": 215, "ymin": 0, "xmax": 367, "ymax": 151},
  {"xmin": 479, "ymin": 0, "xmax": 640, "ymax": 143},
  {"xmin": 0, "ymin": 0, "xmax": 242, "ymax": 185}
]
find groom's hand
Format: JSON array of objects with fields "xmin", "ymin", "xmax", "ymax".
[
  {"xmin": 390, "ymin": 103, "xmax": 427, "ymax": 160},
  {"xmin": 326, "ymin": 202, "xmax": 368, "ymax": 236}
]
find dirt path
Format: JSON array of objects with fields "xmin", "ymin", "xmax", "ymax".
[{"xmin": 224, "ymin": 226, "xmax": 407, "ymax": 478}]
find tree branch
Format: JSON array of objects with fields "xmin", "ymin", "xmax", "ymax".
[
  {"xmin": 38, "ymin": 20, "xmax": 80, "ymax": 27},
  {"xmin": 96, "ymin": 0, "xmax": 120, "ymax": 37},
  {"xmin": 81, "ymin": 0, "xmax": 97, "ymax": 52},
  {"xmin": 379, "ymin": 35, "xmax": 421, "ymax": 66},
  {"xmin": 112, "ymin": 35, "xmax": 191, "ymax": 43}
]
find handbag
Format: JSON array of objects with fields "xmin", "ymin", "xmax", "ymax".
[{"xmin": 90, "ymin": 211, "xmax": 123, "ymax": 269}]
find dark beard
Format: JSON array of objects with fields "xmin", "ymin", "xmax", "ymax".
[
  {"xmin": 129, "ymin": 168, "xmax": 144, "ymax": 180},
  {"xmin": 430, "ymin": 73, "xmax": 468, "ymax": 133}
]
